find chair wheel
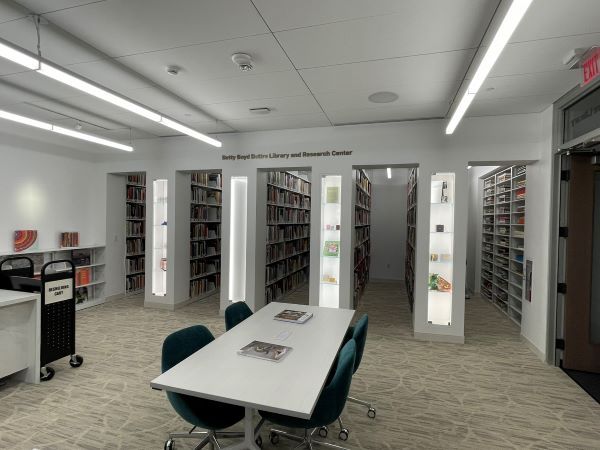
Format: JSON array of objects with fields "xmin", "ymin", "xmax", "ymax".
[
  {"xmin": 339, "ymin": 429, "xmax": 349, "ymax": 441},
  {"xmin": 255, "ymin": 435, "xmax": 262, "ymax": 447},
  {"xmin": 269, "ymin": 432, "xmax": 279, "ymax": 445},
  {"xmin": 69, "ymin": 355, "xmax": 83, "ymax": 368},
  {"xmin": 318, "ymin": 426, "xmax": 328, "ymax": 438},
  {"xmin": 164, "ymin": 438, "xmax": 174, "ymax": 450},
  {"xmin": 40, "ymin": 366, "xmax": 55, "ymax": 382},
  {"xmin": 367, "ymin": 407, "xmax": 376, "ymax": 419}
]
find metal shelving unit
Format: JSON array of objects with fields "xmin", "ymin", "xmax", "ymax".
[
  {"xmin": 125, "ymin": 173, "xmax": 146, "ymax": 295},
  {"xmin": 480, "ymin": 165, "xmax": 526, "ymax": 325},
  {"xmin": 405, "ymin": 168, "xmax": 417, "ymax": 312},
  {"xmin": 353, "ymin": 169, "xmax": 371, "ymax": 306}
]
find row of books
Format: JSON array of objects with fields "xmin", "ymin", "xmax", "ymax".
[
  {"xmin": 127, "ymin": 186, "xmax": 146, "ymax": 202},
  {"xmin": 126, "ymin": 222, "xmax": 145, "ymax": 236},
  {"xmin": 265, "ymin": 254, "xmax": 310, "ymax": 284},
  {"xmin": 75, "ymin": 286, "xmax": 89, "ymax": 304},
  {"xmin": 266, "ymin": 239, "xmax": 309, "ymax": 264},
  {"xmin": 355, "ymin": 186, "xmax": 371, "ymax": 210},
  {"xmin": 190, "ymin": 276, "xmax": 219, "ymax": 297},
  {"xmin": 126, "ymin": 238, "xmax": 145, "ymax": 255},
  {"xmin": 191, "ymin": 241, "xmax": 221, "ymax": 259},
  {"xmin": 267, "ymin": 206, "xmax": 310, "ymax": 225},
  {"xmin": 191, "ymin": 223, "xmax": 221, "ymax": 240},
  {"xmin": 126, "ymin": 257, "xmax": 145, "ymax": 274},
  {"xmin": 354, "ymin": 169, "xmax": 371, "ymax": 195},
  {"xmin": 515, "ymin": 187, "xmax": 526, "ymax": 199},
  {"xmin": 267, "ymin": 185, "xmax": 311, "ymax": 209},
  {"xmin": 355, "ymin": 209, "xmax": 370, "ymax": 226},
  {"xmin": 497, "ymin": 172, "xmax": 511, "ymax": 183},
  {"xmin": 190, "ymin": 260, "xmax": 220, "ymax": 278},
  {"xmin": 126, "ymin": 274, "xmax": 145, "ymax": 292},
  {"xmin": 267, "ymin": 224, "xmax": 310, "ymax": 243},
  {"xmin": 355, "ymin": 226, "xmax": 370, "ymax": 244},
  {"xmin": 514, "ymin": 166, "xmax": 526, "ymax": 176},
  {"xmin": 192, "ymin": 172, "xmax": 222, "ymax": 188},
  {"xmin": 60, "ymin": 232, "xmax": 79, "ymax": 248},
  {"xmin": 72, "ymin": 249, "xmax": 91, "ymax": 266},
  {"xmin": 265, "ymin": 268, "xmax": 309, "ymax": 303},
  {"xmin": 191, "ymin": 205, "xmax": 221, "ymax": 221},
  {"xmin": 267, "ymin": 171, "xmax": 311, "ymax": 195},
  {"xmin": 192, "ymin": 186, "xmax": 222, "ymax": 204},
  {"xmin": 127, "ymin": 203, "xmax": 145, "ymax": 218},
  {"xmin": 127, "ymin": 174, "xmax": 146, "ymax": 185},
  {"xmin": 354, "ymin": 241, "xmax": 370, "ymax": 267}
]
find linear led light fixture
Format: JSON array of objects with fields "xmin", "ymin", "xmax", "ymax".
[
  {"xmin": 0, "ymin": 109, "xmax": 133, "ymax": 151},
  {"xmin": 0, "ymin": 38, "xmax": 221, "ymax": 147},
  {"xmin": 446, "ymin": 0, "xmax": 533, "ymax": 134},
  {"xmin": 386, "ymin": 167, "xmax": 392, "ymax": 179}
]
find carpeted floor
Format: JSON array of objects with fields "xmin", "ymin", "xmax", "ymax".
[{"xmin": 1, "ymin": 281, "xmax": 600, "ymax": 449}]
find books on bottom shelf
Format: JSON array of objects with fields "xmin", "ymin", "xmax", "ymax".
[{"xmin": 238, "ymin": 340, "xmax": 291, "ymax": 362}]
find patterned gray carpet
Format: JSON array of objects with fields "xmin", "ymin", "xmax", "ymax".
[{"xmin": 1, "ymin": 281, "xmax": 600, "ymax": 449}]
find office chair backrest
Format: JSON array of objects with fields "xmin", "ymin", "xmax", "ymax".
[
  {"xmin": 352, "ymin": 314, "xmax": 368, "ymax": 373},
  {"xmin": 225, "ymin": 301, "xmax": 253, "ymax": 331},
  {"xmin": 162, "ymin": 325, "xmax": 214, "ymax": 373},
  {"xmin": 312, "ymin": 339, "xmax": 356, "ymax": 426}
]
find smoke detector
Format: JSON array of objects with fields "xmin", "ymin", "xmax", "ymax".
[
  {"xmin": 231, "ymin": 53, "xmax": 254, "ymax": 72},
  {"xmin": 165, "ymin": 65, "xmax": 181, "ymax": 76}
]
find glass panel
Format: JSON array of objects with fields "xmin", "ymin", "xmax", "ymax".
[
  {"xmin": 319, "ymin": 175, "xmax": 342, "ymax": 308},
  {"xmin": 229, "ymin": 177, "xmax": 248, "ymax": 302},
  {"xmin": 590, "ymin": 173, "xmax": 600, "ymax": 344},
  {"xmin": 563, "ymin": 86, "xmax": 600, "ymax": 143},
  {"xmin": 152, "ymin": 179, "xmax": 168, "ymax": 296},
  {"xmin": 427, "ymin": 173, "xmax": 455, "ymax": 325}
]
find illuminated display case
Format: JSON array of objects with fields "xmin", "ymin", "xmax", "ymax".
[
  {"xmin": 427, "ymin": 173, "xmax": 455, "ymax": 325},
  {"xmin": 152, "ymin": 179, "xmax": 168, "ymax": 296},
  {"xmin": 319, "ymin": 175, "xmax": 342, "ymax": 308}
]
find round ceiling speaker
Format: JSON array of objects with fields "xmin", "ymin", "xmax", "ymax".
[{"xmin": 368, "ymin": 91, "xmax": 399, "ymax": 103}]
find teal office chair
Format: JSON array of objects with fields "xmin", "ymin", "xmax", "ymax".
[
  {"xmin": 259, "ymin": 339, "xmax": 357, "ymax": 450},
  {"xmin": 225, "ymin": 301, "xmax": 253, "ymax": 331},
  {"xmin": 320, "ymin": 314, "xmax": 373, "ymax": 441},
  {"xmin": 161, "ymin": 325, "xmax": 245, "ymax": 450}
]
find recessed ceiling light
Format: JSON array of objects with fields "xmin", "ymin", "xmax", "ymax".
[
  {"xmin": 368, "ymin": 91, "xmax": 399, "ymax": 104},
  {"xmin": 249, "ymin": 107, "xmax": 271, "ymax": 115},
  {"xmin": 232, "ymin": 53, "xmax": 254, "ymax": 71}
]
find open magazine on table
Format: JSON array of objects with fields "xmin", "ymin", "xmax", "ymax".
[
  {"xmin": 238, "ymin": 340, "xmax": 291, "ymax": 362},
  {"xmin": 274, "ymin": 309, "xmax": 313, "ymax": 324}
]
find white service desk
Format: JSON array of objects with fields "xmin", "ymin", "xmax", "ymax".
[
  {"xmin": 151, "ymin": 301, "xmax": 355, "ymax": 450},
  {"xmin": 0, "ymin": 289, "xmax": 41, "ymax": 384}
]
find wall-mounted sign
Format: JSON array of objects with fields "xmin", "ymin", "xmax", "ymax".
[
  {"xmin": 582, "ymin": 48, "xmax": 600, "ymax": 86},
  {"xmin": 44, "ymin": 278, "xmax": 73, "ymax": 304},
  {"xmin": 222, "ymin": 150, "xmax": 353, "ymax": 161}
]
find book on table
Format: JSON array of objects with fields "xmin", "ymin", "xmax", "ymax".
[
  {"xmin": 274, "ymin": 309, "xmax": 313, "ymax": 324},
  {"xmin": 238, "ymin": 340, "xmax": 291, "ymax": 362}
]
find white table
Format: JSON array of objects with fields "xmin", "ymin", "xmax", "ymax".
[
  {"xmin": 151, "ymin": 301, "xmax": 354, "ymax": 450},
  {"xmin": 0, "ymin": 289, "xmax": 41, "ymax": 384}
]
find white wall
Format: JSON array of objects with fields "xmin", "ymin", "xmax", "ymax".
[
  {"xmin": 0, "ymin": 138, "xmax": 103, "ymax": 254},
  {"xmin": 370, "ymin": 168, "xmax": 408, "ymax": 281}
]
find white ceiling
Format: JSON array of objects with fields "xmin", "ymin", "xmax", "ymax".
[{"xmin": 0, "ymin": 0, "xmax": 595, "ymax": 151}]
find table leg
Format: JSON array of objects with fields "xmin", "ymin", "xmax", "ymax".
[{"xmin": 222, "ymin": 407, "xmax": 260, "ymax": 450}]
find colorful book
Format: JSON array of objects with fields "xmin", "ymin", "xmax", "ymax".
[
  {"xmin": 323, "ymin": 240, "xmax": 340, "ymax": 257},
  {"xmin": 274, "ymin": 309, "xmax": 313, "ymax": 324},
  {"xmin": 238, "ymin": 341, "xmax": 291, "ymax": 362},
  {"xmin": 14, "ymin": 230, "xmax": 38, "ymax": 252}
]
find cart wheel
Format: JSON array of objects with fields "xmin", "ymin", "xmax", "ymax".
[
  {"xmin": 339, "ymin": 429, "xmax": 349, "ymax": 441},
  {"xmin": 40, "ymin": 366, "xmax": 55, "ymax": 382},
  {"xmin": 164, "ymin": 438, "xmax": 174, "ymax": 450},
  {"xmin": 69, "ymin": 355, "xmax": 83, "ymax": 368},
  {"xmin": 255, "ymin": 435, "xmax": 262, "ymax": 448},
  {"xmin": 269, "ymin": 432, "xmax": 279, "ymax": 445},
  {"xmin": 318, "ymin": 426, "xmax": 328, "ymax": 438},
  {"xmin": 367, "ymin": 407, "xmax": 376, "ymax": 419}
]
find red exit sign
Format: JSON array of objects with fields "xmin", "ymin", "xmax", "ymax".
[{"xmin": 582, "ymin": 48, "xmax": 600, "ymax": 86}]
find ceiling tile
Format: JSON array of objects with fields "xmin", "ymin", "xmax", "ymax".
[
  {"xmin": 115, "ymin": 33, "xmax": 291, "ymax": 86},
  {"xmin": 202, "ymin": 95, "xmax": 322, "ymax": 121},
  {"xmin": 275, "ymin": 0, "xmax": 498, "ymax": 68},
  {"xmin": 300, "ymin": 50, "xmax": 474, "ymax": 97},
  {"xmin": 0, "ymin": 2, "xmax": 28, "ymax": 24},
  {"xmin": 0, "ymin": 70, "xmax": 89, "ymax": 101},
  {"xmin": 227, "ymin": 112, "xmax": 330, "ymax": 132},
  {"xmin": 65, "ymin": 58, "xmax": 154, "ymax": 91},
  {"xmin": 480, "ymin": 71, "xmax": 581, "ymax": 101},
  {"xmin": 0, "ymin": 78, "xmax": 47, "ymax": 105},
  {"xmin": 44, "ymin": 0, "xmax": 269, "ymax": 57},
  {"xmin": 51, "ymin": 116, "xmax": 155, "ymax": 139},
  {"xmin": 16, "ymin": 1, "xmax": 107, "ymax": 15},
  {"xmin": 467, "ymin": 93, "xmax": 560, "ymax": 117},
  {"xmin": 326, "ymin": 102, "xmax": 447, "ymax": 125}
]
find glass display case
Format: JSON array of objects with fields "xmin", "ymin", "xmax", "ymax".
[
  {"xmin": 427, "ymin": 173, "xmax": 455, "ymax": 325},
  {"xmin": 319, "ymin": 175, "xmax": 342, "ymax": 308},
  {"xmin": 152, "ymin": 179, "xmax": 168, "ymax": 296}
]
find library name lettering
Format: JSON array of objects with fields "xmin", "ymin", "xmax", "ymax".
[{"xmin": 222, "ymin": 150, "xmax": 353, "ymax": 161}]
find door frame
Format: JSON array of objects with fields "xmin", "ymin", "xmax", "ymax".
[{"xmin": 549, "ymin": 75, "xmax": 600, "ymax": 366}]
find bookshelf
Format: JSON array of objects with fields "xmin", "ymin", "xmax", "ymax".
[
  {"xmin": 0, "ymin": 244, "xmax": 106, "ymax": 311},
  {"xmin": 190, "ymin": 171, "xmax": 222, "ymax": 300},
  {"xmin": 265, "ymin": 171, "xmax": 311, "ymax": 303},
  {"xmin": 126, "ymin": 172, "xmax": 146, "ymax": 295},
  {"xmin": 405, "ymin": 167, "xmax": 417, "ymax": 311},
  {"xmin": 480, "ymin": 165, "xmax": 527, "ymax": 326},
  {"xmin": 353, "ymin": 169, "xmax": 371, "ymax": 306}
]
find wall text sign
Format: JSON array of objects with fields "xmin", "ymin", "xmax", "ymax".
[{"xmin": 222, "ymin": 150, "xmax": 353, "ymax": 161}]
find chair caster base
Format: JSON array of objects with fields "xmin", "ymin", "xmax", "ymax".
[
  {"xmin": 338, "ymin": 429, "xmax": 349, "ymax": 441},
  {"xmin": 269, "ymin": 431, "xmax": 279, "ymax": 445},
  {"xmin": 367, "ymin": 407, "xmax": 376, "ymax": 419},
  {"xmin": 318, "ymin": 426, "xmax": 328, "ymax": 438},
  {"xmin": 69, "ymin": 354, "xmax": 83, "ymax": 367},
  {"xmin": 40, "ymin": 366, "xmax": 54, "ymax": 382},
  {"xmin": 164, "ymin": 438, "xmax": 174, "ymax": 450}
]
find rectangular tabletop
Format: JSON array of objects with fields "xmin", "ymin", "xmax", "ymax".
[{"xmin": 151, "ymin": 302, "xmax": 354, "ymax": 419}]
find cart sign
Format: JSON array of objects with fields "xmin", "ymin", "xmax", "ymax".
[
  {"xmin": 45, "ymin": 279, "xmax": 73, "ymax": 304},
  {"xmin": 582, "ymin": 48, "xmax": 600, "ymax": 86}
]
